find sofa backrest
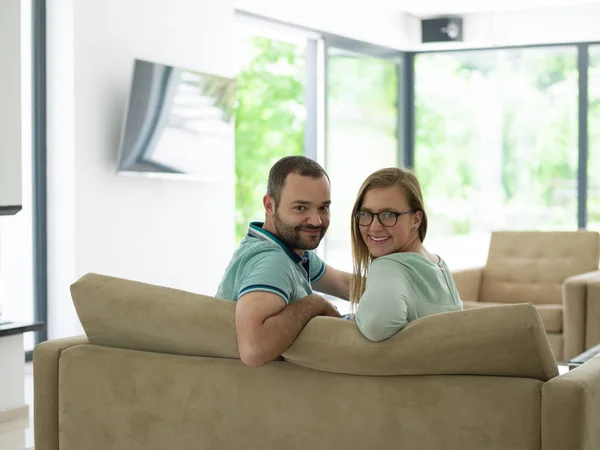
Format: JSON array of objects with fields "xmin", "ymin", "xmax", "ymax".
[
  {"xmin": 283, "ymin": 301, "xmax": 558, "ymax": 380},
  {"xmin": 71, "ymin": 273, "xmax": 558, "ymax": 381},
  {"xmin": 480, "ymin": 231, "xmax": 600, "ymax": 305},
  {"xmin": 71, "ymin": 273, "xmax": 239, "ymax": 359}
]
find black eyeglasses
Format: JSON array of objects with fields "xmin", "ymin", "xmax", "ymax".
[{"xmin": 355, "ymin": 210, "xmax": 414, "ymax": 227}]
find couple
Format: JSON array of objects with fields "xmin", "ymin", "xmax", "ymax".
[{"xmin": 217, "ymin": 156, "xmax": 462, "ymax": 367}]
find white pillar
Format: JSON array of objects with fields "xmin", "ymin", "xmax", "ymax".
[{"xmin": 0, "ymin": 0, "xmax": 23, "ymax": 211}]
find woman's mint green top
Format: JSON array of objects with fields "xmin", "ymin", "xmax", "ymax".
[{"xmin": 356, "ymin": 252, "xmax": 463, "ymax": 341}]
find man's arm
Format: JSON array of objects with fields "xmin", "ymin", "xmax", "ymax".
[
  {"xmin": 312, "ymin": 265, "xmax": 352, "ymax": 300},
  {"xmin": 235, "ymin": 292, "xmax": 340, "ymax": 367}
]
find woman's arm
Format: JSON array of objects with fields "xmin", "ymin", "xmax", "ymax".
[{"xmin": 355, "ymin": 257, "xmax": 409, "ymax": 341}]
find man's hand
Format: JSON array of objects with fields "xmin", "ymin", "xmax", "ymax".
[
  {"xmin": 302, "ymin": 293, "xmax": 341, "ymax": 318},
  {"xmin": 320, "ymin": 299, "xmax": 342, "ymax": 318},
  {"xmin": 235, "ymin": 292, "xmax": 340, "ymax": 367}
]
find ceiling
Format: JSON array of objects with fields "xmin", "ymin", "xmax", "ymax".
[{"xmin": 374, "ymin": 0, "xmax": 600, "ymax": 16}]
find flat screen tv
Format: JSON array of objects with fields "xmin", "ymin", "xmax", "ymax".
[{"xmin": 117, "ymin": 59, "xmax": 236, "ymax": 180}]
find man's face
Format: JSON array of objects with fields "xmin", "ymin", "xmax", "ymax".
[{"xmin": 269, "ymin": 173, "xmax": 331, "ymax": 251}]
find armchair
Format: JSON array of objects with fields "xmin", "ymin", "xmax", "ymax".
[{"xmin": 452, "ymin": 231, "xmax": 600, "ymax": 362}]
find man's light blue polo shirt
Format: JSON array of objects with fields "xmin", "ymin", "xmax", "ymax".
[{"xmin": 216, "ymin": 222, "xmax": 326, "ymax": 304}]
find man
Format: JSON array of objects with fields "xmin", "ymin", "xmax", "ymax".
[{"xmin": 216, "ymin": 156, "xmax": 351, "ymax": 367}]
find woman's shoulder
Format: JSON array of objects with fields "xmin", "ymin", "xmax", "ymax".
[
  {"xmin": 371, "ymin": 253, "xmax": 409, "ymax": 267},
  {"xmin": 373, "ymin": 252, "xmax": 435, "ymax": 267},
  {"xmin": 371, "ymin": 252, "xmax": 445, "ymax": 277},
  {"xmin": 369, "ymin": 254, "xmax": 416, "ymax": 278}
]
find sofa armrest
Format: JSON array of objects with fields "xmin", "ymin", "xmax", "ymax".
[
  {"xmin": 542, "ymin": 354, "xmax": 600, "ymax": 450},
  {"xmin": 563, "ymin": 270, "xmax": 600, "ymax": 360},
  {"xmin": 450, "ymin": 267, "xmax": 483, "ymax": 302},
  {"xmin": 33, "ymin": 336, "xmax": 89, "ymax": 450}
]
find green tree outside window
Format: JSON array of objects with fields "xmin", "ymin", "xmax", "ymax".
[{"xmin": 235, "ymin": 36, "xmax": 306, "ymax": 243}]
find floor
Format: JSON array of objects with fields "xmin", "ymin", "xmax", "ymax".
[
  {"xmin": 0, "ymin": 362, "xmax": 33, "ymax": 450},
  {"xmin": 0, "ymin": 361, "xmax": 570, "ymax": 450}
]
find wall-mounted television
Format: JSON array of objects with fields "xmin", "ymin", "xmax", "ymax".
[{"xmin": 117, "ymin": 59, "xmax": 236, "ymax": 180}]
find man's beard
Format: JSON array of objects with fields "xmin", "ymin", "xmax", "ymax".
[{"xmin": 273, "ymin": 210, "xmax": 326, "ymax": 250}]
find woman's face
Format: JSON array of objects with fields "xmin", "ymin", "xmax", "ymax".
[{"xmin": 357, "ymin": 186, "xmax": 419, "ymax": 258}]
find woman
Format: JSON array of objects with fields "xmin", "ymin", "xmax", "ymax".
[{"xmin": 350, "ymin": 168, "xmax": 463, "ymax": 341}]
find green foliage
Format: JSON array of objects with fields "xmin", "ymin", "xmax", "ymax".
[
  {"xmin": 415, "ymin": 48, "xmax": 579, "ymax": 235},
  {"xmin": 328, "ymin": 53, "xmax": 397, "ymax": 115},
  {"xmin": 235, "ymin": 37, "xmax": 305, "ymax": 242},
  {"xmin": 587, "ymin": 50, "xmax": 600, "ymax": 228}
]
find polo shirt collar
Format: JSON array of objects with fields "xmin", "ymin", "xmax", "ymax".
[{"xmin": 247, "ymin": 222, "xmax": 304, "ymax": 264}]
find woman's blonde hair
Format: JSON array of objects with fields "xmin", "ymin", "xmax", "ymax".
[{"xmin": 349, "ymin": 168, "xmax": 428, "ymax": 309}]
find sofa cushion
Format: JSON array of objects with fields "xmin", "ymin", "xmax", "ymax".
[
  {"xmin": 71, "ymin": 273, "xmax": 239, "ymax": 359},
  {"xmin": 480, "ymin": 231, "xmax": 600, "ymax": 305},
  {"xmin": 462, "ymin": 301, "xmax": 563, "ymax": 333},
  {"xmin": 283, "ymin": 303, "xmax": 558, "ymax": 381},
  {"xmin": 71, "ymin": 273, "xmax": 558, "ymax": 381}
]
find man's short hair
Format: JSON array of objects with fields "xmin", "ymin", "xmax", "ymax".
[{"xmin": 267, "ymin": 156, "xmax": 329, "ymax": 206}]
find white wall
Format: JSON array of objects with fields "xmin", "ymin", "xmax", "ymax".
[
  {"xmin": 0, "ymin": 0, "xmax": 22, "ymax": 210},
  {"xmin": 489, "ymin": 3, "xmax": 600, "ymax": 45},
  {"xmin": 47, "ymin": 0, "xmax": 235, "ymax": 339},
  {"xmin": 236, "ymin": 0, "xmax": 414, "ymax": 49},
  {"xmin": 46, "ymin": 0, "xmax": 78, "ymax": 339}
]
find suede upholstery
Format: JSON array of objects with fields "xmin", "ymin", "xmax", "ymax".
[
  {"xmin": 33, "ymin": 273, "xmax": 600, "ymax": 450},
  {"xmin": 542, "ymin": 353, "xmax": 600, "ymax": 450},
  {"xmin": 452, "ymin": 231, "xmax": 600, "ymax": 362},
  {"xmin": 71, "ymin": 273, "xmax": 556, "ymax": 380},
  {"xmin": 70, "ymin": 273, "xmax": 239, "ymax": 359},
  {"xmin": 284, "ymin": 302, "xmax": 557, "ymax": 380},
  {"xmin": 56, "ymin": 345, "xmax": 543, "ymax": 450}
]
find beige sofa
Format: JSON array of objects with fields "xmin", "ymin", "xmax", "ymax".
[
  {"xmin": 34, "ymin": 274, "xmax": 600, "ymax": 450},
  {"xmin": 452, "ymin": 231, "xmax": 600, "ymax": 363}
]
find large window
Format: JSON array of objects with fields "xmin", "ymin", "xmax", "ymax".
[
  {"xmin": 325, "ymin": 47, "xmax": 399, "ymax": 271},
  {"xmin": 234, "ymin": 17, "xmax": 598, "ymax": 276},
  {"xmin": 589, "ymin": 46, "xmax": 600, "ymax": 231},
  {"xmin": 415, "ymin": 47, "xmax": 579, "ymax": 269},
  {"xmin": 235, "ymin": 24, "xmax": 309, "ymax": 242}
]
